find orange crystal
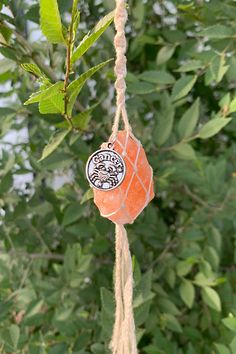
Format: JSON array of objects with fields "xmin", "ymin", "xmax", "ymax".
[{"xmin": 93, "ymin": 131, "xmax": 154, "ymax": 224}]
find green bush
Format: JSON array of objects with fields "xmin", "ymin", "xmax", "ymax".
[{"xmin": 0, "ymin": 0, "xmax": 236, "ymax": 353}]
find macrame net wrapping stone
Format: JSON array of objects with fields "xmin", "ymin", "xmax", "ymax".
[{"xmin": 93, "ymin": 130, "xmax": 154, "ymax": 224}]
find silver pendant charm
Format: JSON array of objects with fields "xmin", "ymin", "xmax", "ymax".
[{"xmin": 85, "ymin": 146, "xmax": 126, "ymax": 191}]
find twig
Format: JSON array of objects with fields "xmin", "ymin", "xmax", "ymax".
[
  {"xmin": 3, "ymin": 225, "xmax": 15, "ymax": 250},
  {"xmin": 0, "ymin": 249, "xmax": 64, "ymax": 261},
  {"xmin": 183, "ymin": 185, "xmax": 209, "ymax": 208},
  {"xmin": 25, "ymin": 252, "xmax": 64, "ymax": 261},
  {"xmin": 14, "ymin": 30, "xmax": 85, "ymax": 113},
  {"xmin": 0, "ymin": 40, "xmax": 13, "ymax": 48},
  {"xmin": 149, "ymin": 239, "xmax": 178, "ymax": 270},
  {"xmin": 19, "ymin": 259, "xmax": 33, "ymax": 289},
  {"xmin": 183, "ymin": 185, "xmax": 229, "ymax": 211},
  {"xmin": 30, "ymin": 224, "xmax": 50, "ymax": 252},
  {"xmin": 32, "ymin": 53, "xmax": 58, "ymax": 82},
  {"xmin": 63, "ymin": 0, "xmax": 78, "ymax": 130},
  {"xmin": 161, "ymin": 134, "xmax": 199, "ymax": 152},
  {"xmin": 14, "ymin": 30, "xmax": 58, "ymax": 82}
]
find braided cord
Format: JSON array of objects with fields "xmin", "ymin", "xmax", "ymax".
[{"xmin": 111, "ymin": 0, "xmax": 132, "ymax": 140}]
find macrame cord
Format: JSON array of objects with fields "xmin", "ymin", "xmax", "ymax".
[
  {"xmin": 85, "ymin": 0, "xmax": 153, "ymax": 352},
  {"xmin": 109, "ymin": 1, "xmax": 138, "ymax": 353},
  {"xmin": 111, "ymin": 0, "xmax": 132, "ymax": 142}
]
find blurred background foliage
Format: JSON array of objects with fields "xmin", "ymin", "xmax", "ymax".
[{"xmin": 0, "ymin": 0, "xmax": 236, "ymax": 353}]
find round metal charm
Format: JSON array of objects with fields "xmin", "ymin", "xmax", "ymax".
[{"xmin": 86, "ymin": 148, "xmax": 126, "ymax": 191}]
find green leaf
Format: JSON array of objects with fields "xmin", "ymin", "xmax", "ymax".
[
  {"xmin": 194, "ymin": 273, "xmax": 216, "ymax": 287},
  {"xmin": 178, "ymin": 98, "xmax": 200, "ymax": 139},
  {"xmin": 40, "ymin": 0, "xmax": 65, "ymax": 43},
  {"xmin": 201, "ymin": 286, "xmax": 221, "ymax": 312},
  {"xmin": 163, "ymin": 313, "xmax": 183, "ymax": 333},
  {"xmin": 24, "ymin": 82, "xmax": 64, "ymax": 115},
  {"xmin": 67, "ymin": 59, "xmax": 112, "ymax": 114},
  {"xmin": 21, "ymin": 63, "xmax": 44, "ymax": 78},
  {"xmin": 24, "ymin": 299, "xmax": 44, "ymax": 319},
  {"xmin": 39, "ymin": 129, "xmax": 71, "ymax": 161},
  {"xmin": 80, "ymin": 189, "xmax": 94, "ymax": 205},
  {"xmin": 78, "ymin": 254, "xmax": 93, "ymax": 274},
  {"xmin": 0, "ymin": 153, "xmax": 15, "ymax": 178},
  {"xmin": 172, "ymin": 143, "xmax": 196, "ymax": 160},
  {"xmin": 127, "ymin": 81, "xmax": 156, "ymax": 95},
  {"xmin": 133, "ymin": 0, "xmax": 145, "ymax": 29},
  {"xmin": 0, "ymin": 59, "xmax": 15, "ymax": 75},
  {"xmin": 5, "ymin": 325, "xmax": 20, "ymax": 350},
  {"xmin": 39, "ymin": 152, "xmax": 73, "ymax": 170},
  {"xmin": 179, "ymin": 279, "xmax": 195, "ymax": 309},
  {"xmin": 158, "ymin": 298, "xmax": 180, "ymax": 316},
  {"xmin": 72, "ymin": 11, "xmax": 114, "ymax": 63},
  {"xmin": 135, "ymin": 301, "xmax": 152, "ymax": 327},
  {"xmin": 0, "ymin": 114, "xmax": 15, "ymax": 140},
  {"xmin": 0, "ymin": 173, "xmax": 13, "ymax": 194},
  {"xmin": 198, "ymin": 118, "xmax": 232, "ymax": 139},
  {"xmin": 39, "ymin": 96, "xmax": 64, "ymax": 115},
  {"xmin": 210, "ymin": 55, "xmax": 229, "ymax": 83},
  {"xmin": 24, "ymin": 88, "xmax": 51, "ymax": 105},
  {"xmin": 203, "ymin": 246, "xmax": 219, "ymax": 271},
  {"xmin": 54, "ymin": 307, "xmax": 74, "ymax": 322},
  {"xmin": 171, "ymin": 75, "xmax": 197, "ymax": 101},
  {"xmin": 57, "ymin": 104, "xmax": 97, "ymax": 130},
  {"xmin": 154, "ymin": 106, "xmax": 174, "ymax": 146},
  {"xmin": 165, "ymin": 268, "xmax": 176, "ymax": 289},
  {"xmin": 62, "ymin": 201, "xmax": 83, "ymax": 226},
  {"xmin": 176, "ymin": 261, "xmax": 193, "ymax": 277},
  {"xmin": 91, "ymin": 343, "xmax": 105, "ymax": 354},
  {"xmin": 133, "ymin": 270, "xmax": 153, "ymax": 308},
  {"xmin": 71, "ymin": 1, "xmax": 80, "ymax": 44},
  {"xmin": 139, "ymin": 70, "xmax": 175, "ymax": 85},
  {"xmin": 229, "ymin": 97, "xmax": 236, "ymax": 113},
  {"xmin": 39, "ymin": 82, "xmax": 65, "ymax": 114},
  {"xmin": 26, "ymin": 82, "xmax": 64, "ymax": 114},
  {"xmin": 21, "ymin": 63, "xmax": 51, "ymax": 85},
  {"xmin": 143, "ymin": 345, "xmax": 163, "ymax": 354},
  {"xmin": 214, "ymin": 343, "xmax": 231, "ymax": 354},
  {"xmin": 219, "ymin": 93, "xmax": 231, "ymax": 109},
  {"xmin": 100, "ymin": 287, "xmax": 114, "ymax": 339},
  {"xmin": 222, "ymin": 316, "xmax": 236, "ymax": 332},
  {"xmin": 227, "ymin": 56, "xmax": 236, "ymax": 82},
  {"xmin": 71, "ymin": 110, "xmax": 92, "ymax": 130},
  {"xmin": 198, "ymin": 24, "xmax": 234, "ymax": 39},
  {"xmin": 230, "ymin": 337, "xmax": 236, "ymax": 353},
  {"xmin": 176, "ymin": 60, "xmax": 202, "ymax": 72},
  {"xmin": 0, "ymin": 24, "xmax": 12, "ymax": 44},
  {"xmin": 63, "ymin": 244, "xmax": 79, "ymax": 274},
  {"xmin": 156, "ymin": 45, "xmax": 175, "ymax": 65}
]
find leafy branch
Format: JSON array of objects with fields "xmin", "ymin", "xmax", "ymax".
[
  {"xmin": 154, "ymin": 96, "xmax": 232, "ymax": 160},
  {"xmin": 19, "ymin": 0, "xmax": 114, "ymax": 161},
  {"xmin": 63, "ymin": 0, "xmax": 79, "ymax": 129},
  {"xmin": 14, "ymin": 30, "xmax": 58, "ymax": 82},
  {"xmin": 161, "ymin": 133, "xmax": 199, "ymax": 152}
]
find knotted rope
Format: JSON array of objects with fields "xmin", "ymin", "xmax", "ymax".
[
  {"xmin": 109, "ymin": 1, "xmax": 138, "ymax": 353},
  {"xmin": 111, "ymin": 0, "xmax": 132, "ymax": 142}
]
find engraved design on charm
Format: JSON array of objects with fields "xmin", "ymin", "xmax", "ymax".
[{"xmin": 86, "ymin": 149, "xmax": 126, "ymax": 191}]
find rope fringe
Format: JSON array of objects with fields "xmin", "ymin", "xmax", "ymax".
[{"xmin": 110, "ymin": 224, "xmax": 138, "ymax": 354}]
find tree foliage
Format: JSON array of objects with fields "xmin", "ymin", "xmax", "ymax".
[{"xmin": 0, "ymin": 0, "xmax": 236, "ymax": 353}]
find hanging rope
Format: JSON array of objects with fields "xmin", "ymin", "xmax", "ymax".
[
  {"xmin": 111, "ymin": 0, "xmax": 132, "ymax": 141},
  {"xmin": 86, "ymin": 2, "xmax": 154, "ymax": 353},
  {"xmin": 109, "ymin": 1, "xmax": 138, "ymax": 353},
  {"xmin": 110, "ymin": 224, "xmax": 138, "ymax": 354}
]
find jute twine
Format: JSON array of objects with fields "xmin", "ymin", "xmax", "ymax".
[{"xmin": 109, "ymin": 1, "xmax": 138, "ymax": 353}]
